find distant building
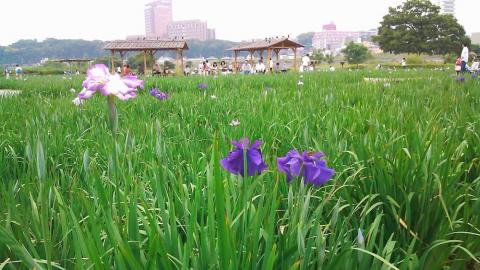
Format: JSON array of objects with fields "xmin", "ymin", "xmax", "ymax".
[
  {"xmin": 143, "ymin": 0, "xmax": 216, "ymax": 41},
  {"xmin": 167, "ymin": 20, "xmax": 216, "ymax": 41},
  {"xmin": 359, "ymin": 29, "xmax": 378, "ymax": 42},
  {"xmin": 362, "ymin": 41, "xmax": 383, "ymax": 54},
  {"xmin": 312, "ymin": 23, "xmax": 360, "ymax": 52},
  {"xmin": 322, "ymin": 23, "xmax": 337, "ymax": 31},
  {"xmin": 145, "ymin": 0, "xmax": 173, "ymax": 38},
  {"xmin": 472, "ymin": 33, "xmax": 480, "ymax": 45},
  {"xmin": 435, "ymin": 0, "xmax": 455, "ymax": 15}
]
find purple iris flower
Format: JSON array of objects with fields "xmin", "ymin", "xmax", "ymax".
[
  {"xmin": 220, "ymin": 138, "xmax": 267, "ymax": 177},
  {"xmin": 149, "ymin": 88, "xmax": 169, "ymax": 100},
  {"xmin": 197, "ymin": 83, "xmax": 208, "ymax": 90},
  {"xmin": 471, "ymin": 73, "xmax": 477, "ymax": 79},
  {"xmin": 277, "ymin": 150, "xmax": 334, "ymax": 186},
  {"xmin": 456, "ymin": 76, "xmax": 465, "ymax": 83},
  {"xmin": 77, "ymin": 64, "xmax": 143, "ymax": 101}
]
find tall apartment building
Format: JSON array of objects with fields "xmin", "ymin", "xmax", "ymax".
[
  {"xmin": 312, "ymin": 23, "xmax": 360, "ymax": 52},
  {"xmin": 435, "ymin": 0, "xmax": 455, "ymax": 15},
  {"xmin": 167, "ymin": 20, "xmax": 216, "ymax": 41},
  {"xmin": 145, "ymin": 0, "xmax": 173, "ymax": 38}
]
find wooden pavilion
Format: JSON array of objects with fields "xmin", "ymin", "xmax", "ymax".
[
  {"xmin": 227, "ymin": 37, "xmax": 304, "ymax": 73},
  {"xmin": 104, "ymin": 39, "xmax": 189, "ymax": 76}
]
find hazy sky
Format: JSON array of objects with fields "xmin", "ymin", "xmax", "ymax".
[{"xmin": 0, "ymin": 0, "xmax": 477, "ymax": 46}]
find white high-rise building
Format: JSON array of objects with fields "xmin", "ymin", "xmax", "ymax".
[
  {"xmin": 144, "ymin": 0, "xmax": 173, "ymax": 38},
  {"xmin": 435, "ymin": 0, "xmax": 455, "ymax": 15}
]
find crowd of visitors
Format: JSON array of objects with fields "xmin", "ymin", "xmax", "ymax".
[{"xmin": 455, "ymin": 43, "xmax": 479, "ymax": 76}]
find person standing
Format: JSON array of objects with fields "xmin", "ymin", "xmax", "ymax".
[
  {"xmin": 461, "ymin": 43, "xmax": 469, "ymax": 73},
  {"xmin": 4, "ymin": 66, "xmax": 9, "ymax": 79},
  {"xmin": 122, "ymin": 64, "xmax": 130, "ymax": 76},
  {"xmin": 269, "ymin": 58, "xmax": 273, "ymax": 73},
  {"xmin": 15, "ymin": 65, "xmax": 23, "ymax": 80},
  {"xmin": 401, "ymin": 58, "xmax": 407, "ymax": 69},
  {"xmin": 302, "ymin": 54, "xmax": 311, "ymax": 72},
  {"xmin": 454, "ymin": 57, "xmax": 462, "ymax": 76}
]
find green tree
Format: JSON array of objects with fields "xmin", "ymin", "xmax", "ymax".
[
  {"xmin": 127, "ymin": 52, "xmax": 154, "ymax": 69},
  {"xmin": 341, "ymin": 42, "xmax": 370, "ymax": 65},
  {"xmin": 325, "ymin": 53, "xmax": 335, "ymax": 65},
  {"xmin": 296, "ymin": 32, "xmax": 315, "ymax": 49},
  {"xmin": 373, "ymin": 0, "xmax": 470, "ymax": 55},
  {"xmin": 311, "ymin": 49, "xmax": 325, "ymax": 63}
]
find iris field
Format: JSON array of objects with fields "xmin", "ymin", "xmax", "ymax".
[{"xmin": 0, "ymin": 70, "xmax": 479, "ymax": 269}]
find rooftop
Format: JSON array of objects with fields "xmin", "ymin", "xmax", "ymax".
[
  {"xmin": 104, "ymin": 39, "xmax": 189, "ymax": 51},
  {"xmin": 227, "ymin": 37, "xmax": 304, "ymax": 52}
]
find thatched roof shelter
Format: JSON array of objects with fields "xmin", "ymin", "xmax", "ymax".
[
  {"xmin": 227, "ymin": 37, "xmax": 304, "ymax": 72},
  {"xmin": 104, "ymin": 39, "xmax": 189, "ymax": 75}
]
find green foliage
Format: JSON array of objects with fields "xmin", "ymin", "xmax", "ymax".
[
  {"xmin": 405, "ymin": 54, "xmax": 424, "ymax": 64},
  {"xmin": 341, "ymin": 42, "xmax": 370, "ymax": 65},
  {"xmin": 374, "ymin": 0, "xmax": 470, "ymax": 55},
  {"xmin": 0, "ymin": 39, "xmax": 240, "ymax": 65},
  {"xmin": 325, "ymin": 53, "xmax": 335, "ymax": 64},
  {"xmin": 311, "ymin": 49, "xmax": 325, "ymax": 63},
  {"xmin": 184, "ymin": 39, "xmax": 238, "ymax": 58},
  {"xmin": 296, "ymin": 32, "xmax": 315, "ymax": 49},
  {"xmin": 0, "ymin": 72, "xmax": 479, "ymax": 269},
  {"xmin": 127, "ymin": 53, "xmax": 155, "ymax": 69},
  {"xmin": 443, "ymin": 53, "xmax": 457, "ymax": 64},
  {"xmin": 0, "ymin": 38, "xmax": 105, "ymax": 65},
  {"xmin": 163, "ymin": 61, "xmax": 175, "ymax": 70}
]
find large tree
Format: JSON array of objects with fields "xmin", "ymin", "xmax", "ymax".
[
  {"xmin": 373, "ymin": 0, "xmax": 470, "ymax": 55},
  {"xmin": 341, "ymin": 42, "xmax": 370, "ymax": 65}
]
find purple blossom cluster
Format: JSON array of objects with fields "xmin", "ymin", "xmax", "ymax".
[
  {"xmin": 149, "ymin": 88, "xmax": 169, "ymax": 101},
  {"xmin": 220, "ymin": 138, "xmax": 335, "ymax": 187},
  {"xmin": 197, "ymin": 83, "xmax": 208, "ymax": 90}
]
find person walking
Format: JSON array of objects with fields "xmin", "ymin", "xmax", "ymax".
[
  {"xmin": 15, "ymin": 65, "xmax": 23, "ymax": 80},
  {"xmin": 4, "ymin": 66, "xmax": 9, "ymax": 79},
  {"xmin": 301, "ymin": 54, "xmax": 311, "ymax": 73},
  {"xmin": 461, "ymin": 43, "xmax": 469, "ymax": 73}
]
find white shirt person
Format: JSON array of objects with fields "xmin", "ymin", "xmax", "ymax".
[{"xmin": 461, "ymin": 43, "xmax": 469, "ymax": 73}]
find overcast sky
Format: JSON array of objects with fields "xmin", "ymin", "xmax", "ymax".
[{"xmin": 0, "ymin": 0, "xmax": 477, "ymax": 46}]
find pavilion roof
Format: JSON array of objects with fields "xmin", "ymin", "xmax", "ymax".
[
  {"xmin": 104, "ymin": 39, "xmax": 189, "ymax": 51},
  {"xmin": 227, "ymin": 38, "xmax": 304, "ymax": 52}
]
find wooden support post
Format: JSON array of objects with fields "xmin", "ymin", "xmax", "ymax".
[
  {"xmin": 120, "ymin": 51, "xmax": 125, "ymax": 75},
  {"xmin": 266, "ymin": 48, "xmax": 271, "ymax": 73},
  {"xmin": 249, "ymin": 50, "xmax": 254, "ymax": 67},
  {"xmin": 275, "ymin": 49, "xmax": 280, "ymax": 63},
  {"xmin": 293, "ymin": 47, "xmax": 297, "ymax": 72},
  {"xmin": 233, "ymin": 51, "xmax": 238, "ymax": 74},
  {"xmin": 150, "ymin": 50, "xmax": 154, "ymax": 74},
  {"xmin": 110, "ymin": 50, "xmax": 115, "ymax": 73},
  {"xmin": 143, "ymin": 50, "xmax": 147, "ymax": 75},
  {"xmin": 176, "ymin": 49, "xmax": 184, "ymax": 76}
]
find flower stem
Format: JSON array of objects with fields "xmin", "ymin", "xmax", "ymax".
[{"xmin": 107, "ymin": 95, "xmax": 118, "ymax": 135}]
